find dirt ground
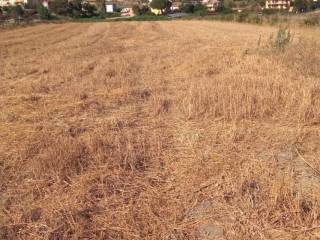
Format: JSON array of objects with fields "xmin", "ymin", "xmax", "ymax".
[{"xmin": 1, "ymin": 21, "xmax": 320, "ymax": 239}]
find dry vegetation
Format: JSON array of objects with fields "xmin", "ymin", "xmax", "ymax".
[{"xmin": 0, "ymin": 21, "xmax": 320, "ymax": 240}]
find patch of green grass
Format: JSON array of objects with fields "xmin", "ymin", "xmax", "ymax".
[
  {"xmin": 70, "ymin": 14, "xmax": 170, "ymax": 22},
  {"xmin": 108, "ymin": 14, "xmax": 170, "ymax": 22},
  {"xmin": 71, "ymin": 16, "xmax": 107, "ymax": 22}
]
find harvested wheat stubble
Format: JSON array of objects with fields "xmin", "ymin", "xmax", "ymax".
[{"xmin": 0, "ymin": 21, "xmax": 320, "ymax": 240}]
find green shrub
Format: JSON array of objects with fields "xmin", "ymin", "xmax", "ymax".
[
  {"xmin": 110, "ymin": 14, "xmax": 169, "ymax": 21},
  {"xmin": 132, "ymin": 4, "xmax": 150, "ymax": 15},
  {"xmin": 95, "ymin": 0, "xmax": 106, "ymax": 14},
  {"xmin": 220, "ymin": 13, "xmax": 235, "ymax": 21},
  {"xmin": 24, "ymin": 0, "xmax": 38, "ymax": 10},
  {"xmin": 181, "ymin": 3, "xmax": 194, "ymax": 13},
  {"xmin": 51, "ymin": 0, "xmax": 68, "ymax": 15},
  {"xmin": 37, "ymin": 4, "xmax": 50, "ymax": 19},
  {"xmin": 216, "ymin": 5, "xmax": 233, "ymax": 14},
  {"xmin": 82, "ymin": 2, "xmax": 97, "ymax": 17},
  {"xmin": 140, "ymin": 5, "xmax": 150, "ymax": 14},
  {"xmin": 67, "ymin": 0, "xmax": 83, "ymax": 17},
  {"xmin": 293, "ymin": 0, "xmax": 309, "ymax": 12},
  {"xmin": 262, "ymin": 9, "xmax": 281, "ymax": 15},
  {"xmin": 132, "ymin": 4, "xmax": 140, "ymax": 15},
  {"xmin": 66, "ymin": 0, "xmax": 97, "ymax": 18},
  {"xmin": 8, "ymin": 5, "xmax": 24, "ymax": 18},
  {"xmin": 194, "ymin": 4, "xmax": 207, "ymax": 16},
  {"xmin": 272, "ymin": 26, "xmax": 292, "ymax": 50},
  {"xmin": 270, "ymin": 15, "xmax": 279, "ymax": 25},
  {"xmin": 248, "ymin": 14, "xmax": 262, "ymax": 24}
]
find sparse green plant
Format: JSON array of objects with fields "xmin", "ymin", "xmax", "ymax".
[
  {"xmin": 216, "ymin": 5, "xmax": 233, "ymax": 14},
  {"xmin": 269, "ymin": 15, "xmax": 279, "ymax": 25},
  {"xmin": 82, "ymin": 2, "xmax": 97, "ymax": 17},
  {"xmin": 24, "ymin": 0, "xmax": 38, "ymax": 10},
  {"xmin": 272, "ymin": 26, "xmax": 292, "ymax": 50},
  {"xmin": 8, "ymin": 5, "xmax": 24, "ymax": 19},
  {"xmin": 96, "ymin": 0, "xmax": 106, "ymax": 14},
  {"xmin": 132, "ymin": 4, "xmax": 150, "ymax": 15},
  {"xmin": 193, "ymin": 3, "xmax": 207, "ymax": 16},
  {"xmin": 248, "ymin": 14, "xmax": 262, "ymax": 24},
  {"xmin": 37, "ymin": 4, "xmax": 50, "ymax": 20},
  {"xmin": 181, "ymin": 2, "xmax": 194, "ymax": 13},
  {"xmin": 132, "ymin": 4, "xmax": 141, "ymax": 15},
  {"xmin": 237, "ymin": 11, "xmax": 249, "ymax": 22}
]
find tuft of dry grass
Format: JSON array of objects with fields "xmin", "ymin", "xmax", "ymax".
[{"xmin": 1, "ymin": 21, "xmax": 320, "ymax": 240}]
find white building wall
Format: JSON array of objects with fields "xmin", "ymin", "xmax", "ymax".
[
  {"xmin": 0, "ymin": 0, "xmax": 28, "ymax": 6},
  {"xmin": 106, "ymin": 4, "xmax": 114, "ymax": 12}
]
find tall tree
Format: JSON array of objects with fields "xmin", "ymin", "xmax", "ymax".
[{"xmin": 96, "ymin": 0, "xmax": 106, "ymax": 14}]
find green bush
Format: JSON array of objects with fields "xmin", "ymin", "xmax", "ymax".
[
  {"xmin": 65, "ymin": 0, "xmax": 97, "ymax": 18},
  {"xmin": 67, "ymin": 0, "xmax": 83, "ymax": 17},
  {"xmin": 293, "ymin": 0, "xmax": 309, "ymax": 12},
  {"xmin": 51, "ymin": 0, "xmax": 68, "ymax": 15},
  {"xmin": 140, "ymin": 5, "xmax": 151, "ymax": 14},
  {"xmin": 132, "ymin": 4, "xmax": 140, "ymax": 15},
  {"xmin": 181, "ymin": 3, "xmax": 194, "ymax": 13},
  {"xmin": 272, "ymin": 26, "xmax": 292, "ymax": 50},
  {"xmin": 82, "ymin": 2, "xmax": 97, "ymax": 17},
  {"xmin": 24, "ymin": 0, "xmax": 38, "ymax": 10},
  {"xmin": 7, "ymin": 5, "xmax": 24, "ymax": 18},
  {"xmin": 194, "ymin": 4, "xmax": 207, "ymax": 16},
  {"xmin": 262, "ymin": 9, "xmax": 279, "ymax": 15},
  {"xmin": 132, "ymin": 4, "xmax": 150, "ymax": 15},
  {"xmin": 216, "ymin": 5, "xmax": 233, "ymax": 14},
  {"xmin": 95, "ymin": 0, "xmax": 106, "ymax": 14},
  {"xmin": 269, "ymin": 15, "xmax": 279, "ymax": 25},
  {"xmin": 37, "ymin": 4, "xmax": 50, "ymax": 20},
  {"xmin": 109, "ymin": 14, "xmax": 169, "ymax": 21}
]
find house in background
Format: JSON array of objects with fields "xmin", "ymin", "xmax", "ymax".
[
  {"xmin": 105, "ymin": 1, "xmax": 116, "ymax": 12},
  {"xmin": 202, "ymin": 0, "xmax": 221, "ymax": 12},
  {"xmin": 120, "ymin": 7, "xmax": 134, "ymax": 16},
  {"xmin": 0, "ymin": 0, "xmax": 27, "ymax": 6},
  {"xmin": 265, "ymin": 0, "xmax": 291, "ymax": 10}
]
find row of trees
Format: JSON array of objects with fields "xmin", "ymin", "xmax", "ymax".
[
  {"xmin": 223, "ymin": 0, "xmax": 320, "ymax": 13},
  {"xmin": 50, "ymin": 0, "xmax": 99, "ymax": 17},
  {"xmin": 132, "ymin": 0, "xmax": 210, "ymax": 16},
  {"xmin": 133, "ymin": 0, "xmax": 318, "ymax": 17},
  {"xmin": 0, "ymin": 5, "xmax": 48, "ymax": 20},
  {"xmin": 0, "ymin": 0, "xmax": 111, "ymax": 21},
  {"xmin": 2, "ymin": 0, "xmax": 319, "ymax": 22},
  {"xmin": 293, "ymin": 0, "xmax": 320, "ymax": 12}
]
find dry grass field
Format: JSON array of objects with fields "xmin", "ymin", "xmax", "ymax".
[{"xmin": 0, "ymin": 21, "xmax": 320, "ymax": 239}]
